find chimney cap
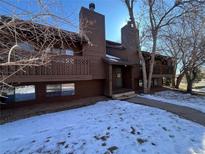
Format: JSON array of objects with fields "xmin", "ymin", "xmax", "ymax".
[{"xmin": 89, "ymin": 3, "xmax": 95, "ymax": 11}]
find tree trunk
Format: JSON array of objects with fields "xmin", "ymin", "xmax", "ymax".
[
  {"xmin": 147, "ymin": 34, "xmax": 157, "ymax": 91},
  {"xmin": 171, "ymin": 74, "xmax": 176, "ymax": 87},
  {"xmin": 139, "ymin": 51, "xmax": 148, "ymax": 93},
  {"xmin": 171, "ymin": 64, "xmax": 177, "ymax": 87},
  {"xmin": 186, "ymin": 68, "xmax": 198, "ymax": 93},
  {"xmin": 186, "ymin": 80, "xmax": 193, "ymax": 93},
  {"xmin": 147, "ymin": 53, "xmax": 155, "ymax": 91},
  {"xmin": 186, "ymin": 72, "xmax": 193, "ymax": 93},
  {"xmin": 175, "ymin": 71, "xmax": 185, "ymax": 89}
]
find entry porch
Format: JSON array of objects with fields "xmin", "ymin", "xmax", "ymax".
[{"xmin": 104, "ymin": 63, "xmax": 137, "ymax": 98}]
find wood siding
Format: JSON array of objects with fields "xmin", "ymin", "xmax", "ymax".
[{"xmin": 1, "ymin": 80, "xmax": 104, "ymax": 109}]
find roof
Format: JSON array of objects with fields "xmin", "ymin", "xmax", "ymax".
[
  {"xmin": 142, "ymin": 51, "xmax": 173, "ymax": 61},
  {"xmin": 106, "ymin": 40, "xmax": 172, "ymax": 60},
  {"xmin": 0, "ymin": 15, "xmax": 88, "ymax": 50},
  {"xmin": 106, "ymin": 40, "xmax": 125, "ymax": 50}
]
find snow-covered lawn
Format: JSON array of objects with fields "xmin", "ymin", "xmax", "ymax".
[
  {"xmin": 194, "ymin": 88, "xmax": 205, "ymax": 93},
  {"xmin": 1, "ymin": 100, "xmax": 205, "ymax": 154},
  {"xmin": 140, "ymin": 90, "xmax": 205, "ymax": 113}
]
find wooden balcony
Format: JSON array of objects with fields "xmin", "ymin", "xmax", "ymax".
[
  {"xmin": 1, "ymin": 56, "xmax": 92, "ymax": 83},
  {"xmin": 139, "ymin": 65, "xmax": 173, "ymax": 78},
  {"xmin": 152, "ymin": 65, "xmax": 173, "ymax": 77}
]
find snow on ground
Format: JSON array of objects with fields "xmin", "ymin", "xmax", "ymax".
[
  {"xmin": 1, "ymin": 100, "xmax": 205, "ymax": 154},
  {"xmin": 194, "ymin": 88, "xmax": 205, "ymax": 93},
  {"xmin": 140, "ymin": 90, "xmax": 205, "ymax": 113}
]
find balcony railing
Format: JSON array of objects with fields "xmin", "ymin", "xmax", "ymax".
[
  {"xmin": 139, "ymin": 64, "xmax": 173, "ymax": 77},
  {"xmin": 1, "ymin": 55, "xmax": 91, "ymax": 82},
  {"xmin": 153, "ymin": 65, "xmax": 173, "ymax": 75}
]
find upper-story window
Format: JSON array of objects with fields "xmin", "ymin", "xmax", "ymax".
[
  {"xmin": 18, "ymin": 42, "xmax": 35, "ymax": 52},
  {"xmin": 45, "ymin": 48, "xmax": 74, "ymax": 56},
  {"xmin": 10, "ymin": 42, "xmax": 35, "ymax": 61},
  {"xmin": 65, "ymin": 49, "xmax": 74, "ymax": 56}
]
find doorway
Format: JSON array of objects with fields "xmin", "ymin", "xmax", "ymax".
[{"xmin": 112, "ymin": 66, "xmax": 123, "ymax": 89}]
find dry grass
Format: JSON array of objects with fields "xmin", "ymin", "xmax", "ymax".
[
  {"xmin": 179, "ymin": 83, "xmax": 187, "ymax": 91},
  {"xmin": 179, "ymin": 80, "xmax": 205, "ymax": 91}
]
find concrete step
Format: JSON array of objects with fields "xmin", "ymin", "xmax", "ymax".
[{"xmin": 112, "ymin": 91, "xmax": 137, "ymax": 100}]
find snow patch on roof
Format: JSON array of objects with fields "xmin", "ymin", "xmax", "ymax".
[
  {"xmin": 106, "ymin": 54, "xmax": 120, "ymax": 60},
  {"xmin": 106, "ymin": 54, "xmax": 121, "ymax": 62}
]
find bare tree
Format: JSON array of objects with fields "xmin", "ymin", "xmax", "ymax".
[
  {"xmin": 160, "ymin": 28, "xmax": 182, "ymax": 87},
  {"xmin": 0, "ymin": 0, "xmax": 87, "ymax": 98},
  {"xmin": 181, "ymin": 13, "xmax": 205, "ymax": 93},
  {"xmin": 161, "ymin": 8, "xmax": 205, "ymax": 92},
  {"xmin": 123, "ymin": 0, "xmax": 205, "ymax": 93},
  {"xmin": 160, "ymin": 22, "xmax": 188, "ymax": 88}
]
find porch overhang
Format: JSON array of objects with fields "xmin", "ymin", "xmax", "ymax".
[{"xmin": 103, "ymin": 57, "xmax": 137, "ymax": 66}]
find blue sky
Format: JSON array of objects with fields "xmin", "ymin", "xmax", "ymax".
[{"xmin": 0, "ymin": 0, "xmax": 132, "ymax": 42}]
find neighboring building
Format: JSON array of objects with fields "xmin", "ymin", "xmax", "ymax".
[{"xmin": 0, "ymin": 4, "xmax": 173, "ymax": 108}]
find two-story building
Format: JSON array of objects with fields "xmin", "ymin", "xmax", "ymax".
[{"xmin": 0, "ymin": 4, "xmax": 173, "ymax": 108}]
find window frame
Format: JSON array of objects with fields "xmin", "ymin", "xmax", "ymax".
[
  {"xmin": 15, "ymin": 85, "xmax": 36, "ymax": 102},
  {"xmin": 46, "ymin": 83, "xmax": 75, "ymax": 97},
  {"xmin": 2, "ymin": 85, "xmax": 36, "ymax": 103}
]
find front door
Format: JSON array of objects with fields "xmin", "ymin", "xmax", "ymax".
[{"xmin": 113, "ymin": 67, "xmax": 122, "ymax": 89}]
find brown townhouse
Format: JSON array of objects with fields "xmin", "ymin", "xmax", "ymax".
[{"xmin": 0, "ymin": 4, "xmax": 173, "ymax": 108}]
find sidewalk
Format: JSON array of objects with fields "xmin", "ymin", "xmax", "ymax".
[{"xmin": 127, "ymin": 96, "xmax": 205, "ymax": 127}]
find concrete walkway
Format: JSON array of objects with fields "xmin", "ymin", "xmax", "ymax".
[{"xmin": 127, "ymin": 96, "xmax": 205, "ymax": 127}]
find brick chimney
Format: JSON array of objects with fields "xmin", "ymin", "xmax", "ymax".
[
  {"xmin": 121, "ymin": 20, "xmax": 140, "ymax": 51},
  {"xmin": 79, "ymin": 3, "xmax": 106, "ymax": 57},
  {"xmin": 121, "ymin": 21, "xmax": 140, "ymax": 62}
]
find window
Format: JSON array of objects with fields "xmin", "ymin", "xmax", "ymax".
[
  {"xmin": 62, "ymin": 83, "xmax": 75, "ymax": 96},
  {"xmin": 46, "ymin": 84, "xmax": 61, "ymax": 97},
  {"xmin": 15, "ymin": 85, "xmax": 36, "ymax": 102},
  {"xmin": 18, "ymin": 42, "xmax": 35, "ymax": 52},
  {"xmin": 1, "ymin": 85, "xmax": 36, "ymax": 103},
  {"xmin": 65, "ymin": 49, "xmax": 74, "ymax": 56},
  {"xmin": 1, "ymin": 87, "xmax": 15, "ymax": 103},
  {"xmin": 46, "ymin": 83, "xmax": 75, "ymax": 97},
  {"xmin": 45, "ymin": 48, "xmax": 74, "ymax": 56}
]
